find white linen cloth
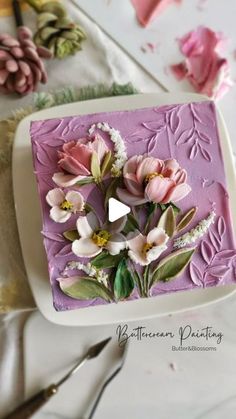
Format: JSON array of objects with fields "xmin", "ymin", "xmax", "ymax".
[{"xmin": 0, "ymin": 1, "xmax": 162, "ymax": 416}]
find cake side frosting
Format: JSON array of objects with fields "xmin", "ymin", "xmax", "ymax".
[{"xmin": 30, "ymin": 101, "xmax": 236, "ymax": 311}]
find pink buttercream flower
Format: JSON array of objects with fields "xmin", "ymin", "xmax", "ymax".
[
  {"xmin": 171, "ymin": 26, "xmax": 232, "ymax": 99},
  {"xmin": 53, "ymin": 134, "xmax": 109, "ymax": 187},
  {"xmin": 46, "ymin": 188, "xmax": 84, "ymax": 223},
  {"xmin": 117, "ymin": 155, "xmax": 191, "ymax": 206},
  {"xmin": 127, "ymin": 227, "xmax": 169, "ymax": 266},
  {"xmin": 72, "ymin": 212, "xmax": 127, "ymax": 258}
]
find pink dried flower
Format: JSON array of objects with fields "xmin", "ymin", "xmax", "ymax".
[
  {"xmin": 171, "ymin": 26, "xmax": 232, "ymax": 99},
  {"xmin": 0, "ymin": 26, "xmax": 51, "ymax": 95}
]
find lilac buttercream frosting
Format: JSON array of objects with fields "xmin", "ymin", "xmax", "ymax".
[{"xmin": 30, "ymin": 101, "xmax": 236, "ymax": 311}]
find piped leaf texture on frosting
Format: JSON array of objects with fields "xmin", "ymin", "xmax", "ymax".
[
  {"xmin": 176, "ymin": 207, "xmax": 197, "ymax": 233},
  {"xmin": 150, "ymin": 247, "xmax": 195, "ymax": 285},
  {"xmin": 114, "ymin": 259, "xmax": 135, "ymax": 301},
  {"xmin": 157, "ymin": 205, "xmax": 176, "ymax": 238},
  {"xmin": 59, "ymin": 276, "xmax": 113, "ymax": 302},
  {"xmin": 190, "ymin": 216, "xmax": 236, "ymax": 287}
]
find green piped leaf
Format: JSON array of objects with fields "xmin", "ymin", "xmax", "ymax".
[
  {"xmin": 114, "ymin": 259, "xmax": 134, "ymax": 301},
  {"xmin": 60, "ymin": 277, "xmax": 113, "ymax": 302},
  {"xmin": 91, "ymin": 251, "xmax": 125, "ymax": 269},
  {"xmin": 176, "ymin": 207, "xmax": 198, "ymax": 233},
  {"xmin": 104, "ymin": 177, "xmax": 121, "ymax": 208},
  {"xmin": 150, "ymin": 248, "xmax": 195, "ymax": 285},
  {"xmin": 63, "ymin": 230, "xmax": 80, "ymax": 242},
  {"xmin": 170, "ymin": 203, "xmax": 181, "ymax": 215},
  {"xmin": 75, "ymin": 176, "xmax": 94, "ymax": 186},
  {"xmin": 101, "ymin": 150, "xmax": 113, "ymax": 176},
  {"xmin": 123, "ymin": 213, "xmax": 139, "ymax": 234},
  {"xmin": 157, "ymin": 206, "xmax": 176, "ymax": 237},
  {"xmin": 91, "ymin": 152, "xmax": 101, "ymax": 181}
]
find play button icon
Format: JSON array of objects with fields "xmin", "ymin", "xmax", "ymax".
[{"xmin": 108, "ymin": 198, "xmax": 130, "ymax": 222}]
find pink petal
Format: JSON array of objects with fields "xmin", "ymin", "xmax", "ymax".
[
  {"xmin": 124, "ymin": 173, "xmax": 143, "ymax": 196},
  {"xmin": 131, "ymin": 0, "xmax": 179, "ymax": 27},
  {"xmin": 170, "ymin": 63, "xmax": 186, "ymax": 80},
  {"xmin": 123, "ymin": 155, "xmax": 144, "ymax": 176},
  {"xmin": 72, "ymin": 238, "xmax": 101, "ymax": 258},
  {"xmin": 106, "ymin": 233, "xmax": 126, "ymax": 255},
  {"xmin": 50, "ymin": 207, "xmax": 71, "ymax": 223},
  {"xmin": 59, "ymin": 155, "xmax": 91, "ymax": 176},
  {"xmin": 145, "ymin": 176, "xmax": 174, "ymax": 203},
  {"xmin": 46, "ymin": 188, "xmax": 64, "ymax": 207},
  {"xmin": 17, "ymin": 26, "xmax": 33, "ymax": 40},
  {"xmin": 116, "ymin": 187, "xmax": 148, "ymax": 206},
  {"xmin": 136, "ymin": 157, "xmax": 163, "ymax": 184},
  {"xmin": 52, "ymin": 172, "xmax": 86, "ymax": 187},
  {"xmin": 65, "ymin": 142, "xmax": 92, "ymax": 171},
  {"xmin": 15, "ymin": 72, "xmax": 26, "ymax": 87},
  {"xmin": 0, "ymin": 50, "xmax": 13, "ymax": 61},
  {"xmin": 65, "ymin": 190, "xmax": 84, "ymax": 212},
  {"xmin": 162, "ymin": 183, "xmax": 191, "ymax": 203},
  {"xmin": 57, "ymin": 276, "xmax": 81, "ymax": 288},
  {"xmin": 127, "ymin": 231, "xmax": 146, "ymax": 253},
  {"xmin": 10, "ymin": 47, "xmax": 24, "ymax": 58},
  {"xmin": 2, "ymin": 37, "xmax": 20, "ymax": 48},
  {"xmin": 6, "ymin": 59, "xmax": 18, "ymax": 73},
  {"xmin": 76, "ymin": 212, "xmax": 100, "ymax": 238},
  {"xmin": 162, "ymin": 159, "xmax": 180, "ymax": 178},
  {"xmin": 0, "ymin": 69, "xmax": 8, "ymax": 85},
  {"xmin": 89, "ymin": 135, "xmax": 109, "ymax": 162},
  {"xmin": 18, "ymin": 60, "xmax": 31, "ymax": 76},
  {"xmin": 147, "ymin": 227, "xmax": 169, "ymax": 245}
]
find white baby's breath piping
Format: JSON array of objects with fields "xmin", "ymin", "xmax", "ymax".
[
  {"xmin": 174, "ymin": 210, "xmax": 216, "ymax": 249},
  {"xmin": 89, "ymin": 122, "xmax": 127, "ymax": 177},
  {"xmin": 64, "ymin": 261, "xmax": 109, "ymax": 287}
]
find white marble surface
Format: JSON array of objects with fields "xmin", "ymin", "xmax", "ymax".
[
  {"xmin": 0, "ymin": 0, "xmax": 236, "ymax": 418},
  {"xmin": 24, "ymin": 300, "xmax": 236, "ymax": 419}
]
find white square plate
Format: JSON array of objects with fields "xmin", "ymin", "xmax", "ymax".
[{"xmin": 13, "ymin": 93, "xmax": 236, "ymax": 326}]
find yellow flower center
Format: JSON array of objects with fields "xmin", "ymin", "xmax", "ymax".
[
  {"xmin": 142, "ymin": 242, "xmax": 154, "ymax": 255},
  {"xmin": 92, "ymin": 230, "xmax": 111, "ymax": 247},
  {"xmin": 60, "ymin": 200, "xmax": 73, "ymax": 211},
  {"xmin": 145, "ymin": 172, "xmax": 164, "ymax": 183}
]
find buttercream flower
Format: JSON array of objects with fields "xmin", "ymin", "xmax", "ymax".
[
  {"xmin": 72, "ymin": 212, "xmax": 127, "ymax": 258},
  {"xmin": 46, "ymin": 188, "xmax": 84, "ymax": 223},
  {"xmin": 127, "ymin": 227, "xmax": 169, "ymax": 266},
  {"xmin": 53, "ymin": 134, "xmax": 109, "ymax": 187},
  {"xmin": 117, "ymin": 155, "xmax": 191, "ymax": 206},
  {"xmin": 171, "ymin": 26, "xmax": 232, "ymax": 99}
]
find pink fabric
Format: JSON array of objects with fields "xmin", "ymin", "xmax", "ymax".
[{"xmin": 171, "ymin": 26, "xmax": 232, "ymax": 99}]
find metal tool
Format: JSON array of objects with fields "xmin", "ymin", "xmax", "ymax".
[
  {"xmin": 4, "ymin": 337, "xmax": 111, "ymax": 419},
  {"xmin": 87, "ymin": 343, "xmax": 129, "ymax": 419}
]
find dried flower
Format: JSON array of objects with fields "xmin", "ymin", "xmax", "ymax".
[
  {"xmin": 0, "ymin": 27, "xmax": 51, "ymax": 95},
  {"xmin": 27, "ymin": 0, "xmax": 86, "ymax": 59}
]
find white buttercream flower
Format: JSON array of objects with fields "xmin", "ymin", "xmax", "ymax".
[
  {"xmin": 72, "ymin": 212, "xmax": 127, "ymax": 258},
  {"xmin": 46, "ymin": 188, "xmax": 84, "ymax": 223},
  {"xmin": 174, "ymin": 210, "xmax": 216, "ymax": 248},
  {"xmin": 127, "ymin": 228, "xmax": 169, "ymax": 266}
]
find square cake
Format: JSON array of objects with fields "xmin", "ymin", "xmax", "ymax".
[{"xmin": 30, "ymin": 101, "xmax": 236, "ymax": 311}]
